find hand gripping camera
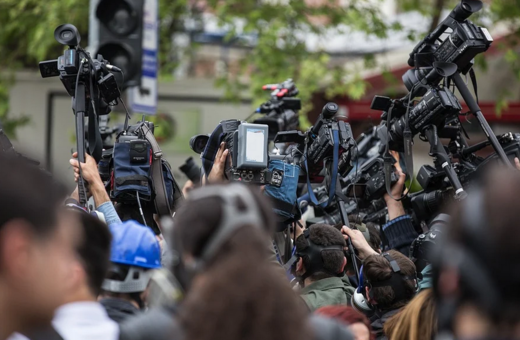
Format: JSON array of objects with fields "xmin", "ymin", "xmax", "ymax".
[{"xmin": 200, "ymin": 119, "xmax": 283, "ymax": 186}]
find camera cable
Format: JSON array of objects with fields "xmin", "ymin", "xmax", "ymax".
[{"xmin": 136, "ymin": 191, "xmax": 148, "ymax": 227}]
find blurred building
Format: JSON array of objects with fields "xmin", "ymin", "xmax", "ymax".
[{"xmin": 7, "ymin": 0, "xmax": 520, "ymax": 183}]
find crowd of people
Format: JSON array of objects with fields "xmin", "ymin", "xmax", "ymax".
[{"xmin": 1, "ymin": 137, "xmax": 520, "ymax": 340}]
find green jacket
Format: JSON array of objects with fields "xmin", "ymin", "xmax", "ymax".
[{"xmin": 300, "ymin": 276, "xmax": 356, "ymax": 312}]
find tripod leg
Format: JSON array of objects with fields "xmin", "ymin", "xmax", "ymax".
[
  {"xmin": 451, "ymin": 73, "xmax": 511, "ymax": 167},
  {"xmin": 423, "ymin": 125, "xmax": 467, "ymax": 200}
]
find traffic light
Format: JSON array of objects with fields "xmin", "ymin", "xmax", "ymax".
[{"xmin": 94, "ymin": 0, "xmax": 144, "ymax": 89}]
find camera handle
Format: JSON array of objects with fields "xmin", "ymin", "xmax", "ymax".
[
  {"xmin": 337, "ymin": 197, "xmax": 360, "ymax": 283},
  {"xmin": 74, "ymin": 81, "xmax": 89, "ymax": 208},
  {"xmin": 423, "ymin": 125, "xmax": 467, "ymax": 201},
  {"xmin": 451, "ymin": 73, "xmax": 512, "ymax": 168}
]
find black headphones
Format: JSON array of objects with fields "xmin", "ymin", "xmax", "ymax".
[
  {"xmin": 292, "ymin": 227, "xmax": 345, "ymax": 282},
  {"xmin": 366, "ymin": 253, "xmax": 417, "ymax": 303},
  {"xmin": 169, "ymin": 183, "xmax": 266, "ymax": 291}
]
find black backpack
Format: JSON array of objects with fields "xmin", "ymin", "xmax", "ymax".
[{"xmin": 111, "ymin": 122, "xmax": 183, "ymax": 216}]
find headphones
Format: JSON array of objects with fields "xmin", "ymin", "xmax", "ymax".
[
  {"xmin": 169, "ymin": 183, "xmax": 265, "ymax": 290},
  {"xmin": 352, "ymin": 252, "xmax": 417, "ymax": 315},
  {"xmin": 293, "ymin": 227, "xmax": 345, "ymax": 282},
  {"xmin": 366, "ymin": 253, "xmax": 417, "ymax": 300}
]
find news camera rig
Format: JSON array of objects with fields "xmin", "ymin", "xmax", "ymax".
[
  {"xmin": 274, "ymin": 102, "xmax": 363, "ymax": 280},
  {"xmin": 253, "ymin": 79, "xmax": 302, "ymax": 141},
  {"xmin": 39, "ymin": 24, "xmax": 125, "ymax": 209},
  {"xmin": 369, "ymin": 0, "xmax": 515, "ymax": 214}
]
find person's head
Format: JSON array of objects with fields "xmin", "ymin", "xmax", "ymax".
[
  {"xmin": 315, "ymin": 305, "xmax": 374, "ymax": 340},
  {"xmin": 363, "ymin": 250, "xmax": 416, "ymax": 310},
  {"xmin": 67, "ymin": 211, "xmax": 112, "ymax": 300},
  {"xmin": 366, "ymin": 223, "xmax": 382, "ymax": 253},
  {"xmin": 383, "ymin": 289, "xmax": 436, "ymax": 340},
  {"xmin": 295, "ymin": 223, "xmax": 346, "ymax": 283},
  {"xmin": 434, "ymin": 167, "xmax": 520, "ymax": 339},
  {"xmin": 172, "ymin": 183, "xmax": 275, "ymax": 287},
  {"xmin": 0, "ymin": 155, "xmax": 81, "ymax": 335},
  {"xmin": 173, "ymin": 183, "xmax": 312, "ymax": 340},
  {"xmin": 101, "ymin": 220, "xmax": 161, "ymax": 308}
]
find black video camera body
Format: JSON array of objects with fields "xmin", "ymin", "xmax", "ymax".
[
  {"xmin": 374, "ymin": 87, "xmax": 461, "ymax": 151},
  {"xmin": 253, "ymin": 79, "xmax": 301, "ymax": 141},
  {"xmin": 342, "ymin": 156, "xmax": 399, "ymax": 204},
  {"xmin": 409, "ymin": 1, "xmax": 492, "ymax": 73},
  {"xmin": 207, "ymin": 119, "xmax": 283, "ymax": 186},
  {"xmin": 39, "ymin": 25, "xmax": 121, "ymax": 106},
  {"xmin": 275, "ymin": 103, "xmax": 356, "ymax": 183}
]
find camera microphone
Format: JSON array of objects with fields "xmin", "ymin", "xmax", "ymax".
[
  {"xmin": 322, "ymin": 103, "xmax": 338, "ymax": 119},
  {"xmin": 106, "ymin": 65, "xmax": 122, "ymax": 72},
  {"xmin": 311, "ymin": 103, "xmax": 338, "ymax": 136}
]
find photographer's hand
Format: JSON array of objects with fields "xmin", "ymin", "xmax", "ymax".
[
  {"xmin": 384, "ymin": 169, "xmax": 407, "ymax": 220},
  {"xmin": 182, "ymin": 180, "xmax": 195, "ymax": 197},
  {"xmin": 70, "ymin": 152, "xmax": 110, "ymax": 207},
  {"xmin": 207, "ymin": 142, "xmax": 229, "ymax": 184},
  {"xmin": 515, "ymin": 157, "xmax": 520, "ymax": 171},
  {"xmin": 341, "ymin": 226, "xmax": 377, "ymax": 260}
]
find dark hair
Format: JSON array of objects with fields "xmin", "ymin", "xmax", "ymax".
[
  {"xmin": 115, "ymin": 203, "xmax": 159, "ymax": 235},
  {"xmin": 0, "ymin": 154, "xmax": 67, "ymax": 238},
  {"xmin": 363, "ymin": 250, "xmax": 416, "ymax": 309},
  {"xmin": 175, "ymin": 184, "xmax": 312, "ymax": 340},
  {"xmin": 315, "ymin": 305, "xmax": 375, "ymax": 340},
  {"xmin": 295, "ymin": 223, "xmax": 346, "ymax": 281},
  {"xmin": 366, "ymin": 222, "xmax": 382, "ymax": 252},
  {"xmin": 75, "ymin": 212, "xmax": 112, "ymax": 296}
]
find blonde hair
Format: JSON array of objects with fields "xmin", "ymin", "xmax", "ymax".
[{"xmin": 383, "ymin": 289, "xmax": 437, "ymax": 340}]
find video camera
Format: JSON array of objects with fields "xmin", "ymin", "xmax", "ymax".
[
  {"xmin": 39, "ymin": 24, "xmax": 121, "ymax": 109},
  {"xmin": 179, "ymin": 157, "xmax": 202, "ymax": 185},
  {"xmin": 343, "ymin": 156, "xmax": 400, "ymax": 203},
  {"xmin": 39, "ymin": 23, "xmax": 125, "ymax": 207},
  {"xmin": 200, "ymin": 119, "xmax": 283, "ymax": 186},
  {"xmin": 372, "ymin": 86, "xmax": 462, "ymax": 152},
  {"xmin": 407, "ymin": 0, "xmax": 492, "ymax": 74},
  {"xmin": 275, "ymin": 103, "xmax": 356, "ymax": 183},
  {"xmin": 253, "ymin": 79, "xmax": 301, "ymax": 140}
]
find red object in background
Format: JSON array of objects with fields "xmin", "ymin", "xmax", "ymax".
[{"xmin": 336, "ymin": 99, "xmax": 520, "ymax": 123}]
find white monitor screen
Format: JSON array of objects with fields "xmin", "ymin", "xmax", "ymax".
[{"xmin": 246, "ymin": 128, "xmax": 265, "ymax": 163}]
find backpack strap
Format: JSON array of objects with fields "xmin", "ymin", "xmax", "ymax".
[{"xmin": 139, "ymin": 124, "xmax": 173, "ymax": 217}]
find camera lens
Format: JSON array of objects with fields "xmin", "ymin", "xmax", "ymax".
[{"xmin": 61, "ymin": 31, "xmax": 73, "ymax": 39}]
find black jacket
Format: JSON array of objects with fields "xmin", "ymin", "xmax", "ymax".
[
  {"xmin": 370, "ymin": 308, "xmax": 401, "ymax": 340},
  {"xmin": 118, "ymin": 304, "xmax": 353, "ymax": 340},
  {"xmin": 100, "ymin": 298, "xmax": 140, "ymax": 324},
  {"xmin": 382, "ymin": 215, "xmax": 418, "ymax": 257}
]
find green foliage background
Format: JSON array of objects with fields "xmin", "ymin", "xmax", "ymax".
[{"xmin": 1, "ymin": 0, "xmax": 520, "ymax": 136}]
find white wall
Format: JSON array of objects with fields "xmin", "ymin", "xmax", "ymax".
[{"xmin": 8, "ymin": 71, "xmax": 253, "ymax": 188}]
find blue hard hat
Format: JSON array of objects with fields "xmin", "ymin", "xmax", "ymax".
[{"xmin": 109, "ymin": 220, "xmax": 161, "ymax": 269}]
